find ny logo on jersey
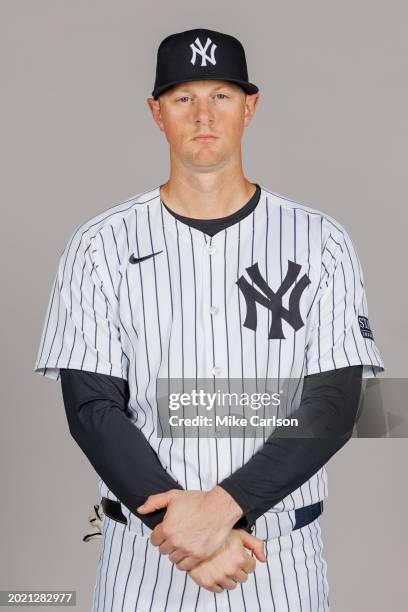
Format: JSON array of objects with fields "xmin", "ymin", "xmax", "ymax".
[
  {"xmin": 236, "ymin": 260, "xmax": 311, "ymax": 339},
  {"xmin": 190, "ymin": 37, "xmax": 217, "ymax": 67}
]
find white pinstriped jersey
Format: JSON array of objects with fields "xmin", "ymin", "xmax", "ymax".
[{"xmin": 33, "ymin": 184, "xmax": 384, "ymax": 540}]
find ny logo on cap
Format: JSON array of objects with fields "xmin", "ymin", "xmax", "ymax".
[
  {"xmin": 190, "ymin": 37, "xmax": 217, "ymax": 67},
  {"xmin": 237, "ymin": 261, "xmax": 311, "ymax": 339}
]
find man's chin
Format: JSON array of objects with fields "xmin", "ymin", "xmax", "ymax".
[{"xmin": 186, "ymin": 154, "xmax": 228, "ymax": 172}]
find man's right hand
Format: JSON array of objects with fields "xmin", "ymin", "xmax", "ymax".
[{"xmin": 187, "ymin": 529, "xmax": 266, "ymax": 593}]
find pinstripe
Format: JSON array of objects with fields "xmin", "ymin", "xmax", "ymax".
[
  {"xmin": 239, "ymin": 582, "xmax": 249, "ymax": 612},
  {"xmin": 111, "ymin": 524, "xmax": 126, "ymax": 607},
  {"xmin": 340, "ymin": 262, "xmax": 351, "ymax": 366},
  {"xmin": 147, "ymin": 553, "xmax": 162, "ymax": 612},
  {"xmin": 177, "ymin": 572, "xmax": 189, "ymax": 611},
  {"xmin": 286, "ymin": 208, "xmax": 298, "ymax": 401},
  {"xmin": 158, "ymin": 201, "xmax": 174, "ymax": 469},
  {"xmin": 122, "ymin": 246, "xmax": 144, "ymax": 427},
  {"xmin": 299, "ymin": 527, "xmax": 312, "ymax": 611},
  {"xmin": 312, "ymin": 521, "xmax": 325, "ymax": 610},
  {"xmin": 99, "ymin": 231, "xmax": 119, "ymax": 302},
  {"xmin": 279, "ymin": 206, "xmax": 297, "ymax": 509},
  {"xmin": 92, "ymin": 517, "xmax": 108, "ymax": 612},
  {"xmin": 122, "ymin": 223, "xmax": 145, "ymax": 428},
  {"xmin": 97, "ymin": 230, "xmax": 129, "ymax": 380},
  {"xmin": 276, "ymin": 527, "xmax": 291, "ymax": 611},
  {"xmin": 134, "ymin": 209, "xmax": 155, "ymax": 442},
  {"xmin": 36, "ymin": 275, "xmax": 58, "ymax": 367},
  {"xmin": 288, "ymin": 531, "xmax": 302, "ymax": 611},
  {"xmin": 289, "ymin": 208, "xmax": 311, "ymax": 416},
  {"xmin": 236, "ymin": 222, "xmax": 246, "ymax": 465},
  {"xmin": 252, "ymin": 571, "xmax": 263, "ymax": 611},
  {"xmin": 331, "ymin": 263, "xmax": 336, "ymax": 368},
  {"xmin": 262, "ymin": 516, "xmax": 277, "ymax": 610},
  {"xmin": 277, "ymin": 204, "xmax": 283, "ymax": 419},
  {"xmin": 175, "ymin": 220, "xmax": 184, "ymax": 381},
  {"xmin": 52, "ymin": 292, "xmax": 68, "ymax": 367},
  {"xmin": 133, "ymin": 537, "xmax": 149, "ymax": 610},
  {"xmin": 175, "ymin": 220, "xmax": 188, "ymax": 487},
  {"xmin": 162, "ymin": 563, "xmax": 176, "ymax": 612},
  {"xmin": 119, "ymin": 532, "xmax": 137, "ymax": 611},
  {"xmin": 263, "ymin": 198, "xmax": 270, "ymax": 442},
  {"xmin": 147, "ymin": 203, "xmax": 165, "ymax": 438},
  {"xmin": 99, "ymin": 519, "xmax": 117, "ymax": 611},
  {"xmin": 208, "ymin": 234, "xmax": 220, "ymax": 483},
  {"xmin": 307, "ymin": 522, "xmax": 320, "ymax": 611},
  {"xmin": 312, "ymin": 520, "xmax": 329, "ymax": 610},
  {"xmin": 223, "ymin": 229, "xmax": 234, "ymax": 474},
  {"xmin": 248, "ymin": 192, "xmax": 262, "ymax": 612},
  {"xmin": 188, "ymin": 225, "xmax": 203, "ymax": 490},
  {"xmin": 250, "ymin": 208, "xmax": 258, "ymax": 457}
]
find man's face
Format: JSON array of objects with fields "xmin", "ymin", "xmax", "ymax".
[{"xmin": 148, "ymin": 80, "xmax": 259, "ymax": 171}]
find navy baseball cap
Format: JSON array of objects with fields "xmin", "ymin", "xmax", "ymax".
[{"xmin": 152, "ymin": 28, "xmax": 259, "ymax": 100}]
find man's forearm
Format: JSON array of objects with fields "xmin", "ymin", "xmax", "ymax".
[
  {"xmin": 60, "ymin": 368, "xmax": 183, "ymax": 530},
  {"xmin": 217, "ymin": 365, "xmax": 363, "ymax": 526}
]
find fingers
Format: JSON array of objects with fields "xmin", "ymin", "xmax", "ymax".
[
  {"xmin": 208, "ymin": 583, "xmax": 225, "ymax": 593},
  {"xmin": 137, "ymin": 490, "xmax": 177, "ymax": 514},
  {"xmin": 241, "ymin": 554, "xmax": 257, "ymax": 574},
  {"xmin": 168, "ymin": 549, "xmax": 185, "ymax": 565},
  {"xmin": 240, "ymin": 532, "xmax": 267, "ymax": 563},
  {"xmin": 159, "ymin": 540, "xmax": 177, "ymax": 556},
  {"xmin": 176, "ymin": 554, "xmax": 202, "ymax": 572},
  {"xmin": 172, "ymin": 529, "xmax": 266, "ymax": 595},
  {"xmin": 198, "ymin": 577, "xmax": 237, "ymax": 592},
  {"xmin": 187, "ymin": 552, "xmax": 257, "ymax": 593},
  {"xmin": 149, "ymin": 524, "xmax": 165, "ymax": 547},
  {"xmin": 228, "ymin": 568, "xmax": 249, "ymax": 583},
  {"xmin": 217, "ymin": 576, "xmax": 238, "ymax": 590},
  {"xmin": 202, "ymin": 572, "xmax": 246, "ymax": 592}
]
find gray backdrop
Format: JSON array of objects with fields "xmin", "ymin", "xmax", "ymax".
[{"xmin": 1, "ymin": 1, "xmax": 407, "ymax": 610}]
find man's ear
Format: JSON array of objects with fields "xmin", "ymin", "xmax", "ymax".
[
  {"xmin": 147, "ymin": 97, "xmax": 165, "ymax": 132},
  {"xmin": 244, "ymin": 92, "xmax": 260, "ymax": 128}
]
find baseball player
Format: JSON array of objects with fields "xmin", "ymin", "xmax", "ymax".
[{"xmin": 33, "ymin": 28, "xmax": 385, "ymax": 612}]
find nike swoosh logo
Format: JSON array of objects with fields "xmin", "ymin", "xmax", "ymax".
[{"xmin": 129, "ymin": 250, "xmax": 163, "ymax": 264}]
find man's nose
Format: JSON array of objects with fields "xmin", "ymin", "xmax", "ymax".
[{"xmin": 193, "ymin": 99, "xmax": 214, "ymax": 123}]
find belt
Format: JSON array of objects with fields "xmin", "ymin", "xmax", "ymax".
[
  {"xmin": 101, "ymin": 497, "xmax": 323, "ymax": 531},
  {"xmin": 293, "ymin": 500, "xmax": 324, "ymax": 529}
]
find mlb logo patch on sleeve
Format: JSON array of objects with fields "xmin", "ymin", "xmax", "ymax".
[{"xmin": 358, "ymin": 315, "xmax": 374, "ymax": 340}]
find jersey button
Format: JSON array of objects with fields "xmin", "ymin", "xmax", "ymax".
[
  {"xmin": 206, "ymin": 244, "xmax": 217, "ymax": 255},
  {"xmin": 209, "ymin": 305, "xmax": 218, "ymax": 315},
  {"xmin": 211, "ymin": 366, "xmax": 222, "ymax": 376}
]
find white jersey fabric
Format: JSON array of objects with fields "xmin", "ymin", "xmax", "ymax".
[{"xmin": 33, "ymin": 184, "xmax": 384, "ymax": 611}]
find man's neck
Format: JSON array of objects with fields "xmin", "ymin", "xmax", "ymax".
[{"xmin": 159, "ymin": 171, "xmax": 256, "ymax": 220}]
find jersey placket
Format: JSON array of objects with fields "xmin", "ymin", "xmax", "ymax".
[{"xmin": 200, "ymin": 232, "xmax": 230, "ymax": 486}]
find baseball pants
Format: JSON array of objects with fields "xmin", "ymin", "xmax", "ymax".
[{"xmin": 91, "ymin": 513, "xmax": 330, "ymax": 612}]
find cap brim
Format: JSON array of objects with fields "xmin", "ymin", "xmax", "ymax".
[{"xmin": 152, "ymin": 76, "xmax": 259, "ymax": 100}]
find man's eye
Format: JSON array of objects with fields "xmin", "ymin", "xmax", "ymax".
[{"xmin": 177, "ymin": 94, "xmax": 227, "ymax": 102}]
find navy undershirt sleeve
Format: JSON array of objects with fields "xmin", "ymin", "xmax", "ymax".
[
  {"xmin": 60, "ymin": 365, "xmax": 362, "ymax": 531},
  {"xmin": 218, "ymin": 365, "xmax": 363, "ymax": 526},
  {"xmin": 60, "ymin": 368, "xmax": 180, "ymax": 530}
]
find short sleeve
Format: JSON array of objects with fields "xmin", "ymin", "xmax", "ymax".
[
  {"xmin": 304, "ymin": 224, "xmax": 385, "ymax": 379},
  {"xmin": 33, "ymin": 229, "xmax": 128, "ymax": 382}
]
